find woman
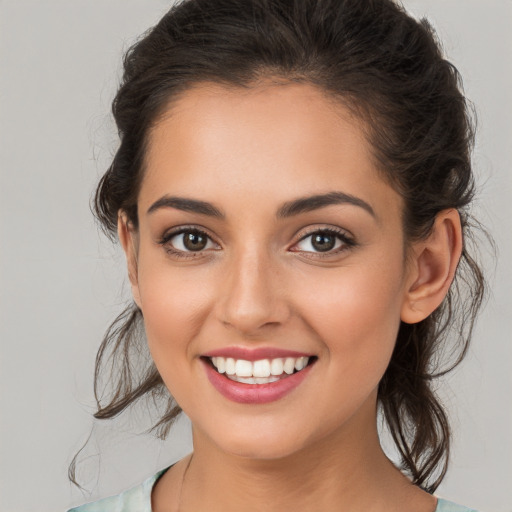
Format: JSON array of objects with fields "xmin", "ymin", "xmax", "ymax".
[{"xmin": 69, "ymin": 0, "xmax": 485, "ymax": 510}]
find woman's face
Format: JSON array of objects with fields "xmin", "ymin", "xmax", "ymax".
[{"xmin": 127, "ymin": 82, "xmax": 416, "ymax": 459}]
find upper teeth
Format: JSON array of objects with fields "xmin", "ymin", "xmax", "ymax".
[{"xmin": 210, "ymin": 356, "xmax": 309, "ymax": 378}]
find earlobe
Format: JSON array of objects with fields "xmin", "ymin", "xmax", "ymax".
[
  {"xmin": 401, "ymin": 209, "xmax": 463, "ymax": 324},
  {"xmin": 117, "ymin": 211, "xmax": 142, "ymax": 309}
]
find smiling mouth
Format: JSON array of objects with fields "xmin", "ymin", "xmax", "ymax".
[{"xmin": 202, "ymin": 355, "xmax": 317, "ymax": 384}]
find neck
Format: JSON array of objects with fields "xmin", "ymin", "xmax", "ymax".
[{"xmin": 177, "ymin": 406, "xmax": 423, "ymax": 512}]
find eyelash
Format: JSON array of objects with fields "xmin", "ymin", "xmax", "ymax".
[
  {"xmin": 157, "ymin": 226, "xmax": 356, "ymax": 260},
  {"xmin": 157, "ymin": 226, "xmax": 218, "ymax": 260},
  {"xmin": 292, "ymin": 227, "xmax": 357, "ymax": 259}
]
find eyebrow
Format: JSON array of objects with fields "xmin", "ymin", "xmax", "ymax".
[
  {"xmin": 147, "ymin": 191, "xmax": 375, "ymax": 219},
  {"xmin": 277, "ymin": 191, "xmax": 375, "ymax": 219},
  {"xmin": 147, "ymin": 196, "xmax": 225, "ymax": 218}
]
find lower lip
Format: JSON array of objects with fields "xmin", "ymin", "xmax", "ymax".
[{"xmin": 202, "ymin": 359, "xmax": 314, "ymax": 404}]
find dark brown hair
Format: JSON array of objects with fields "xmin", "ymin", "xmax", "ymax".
[{"xmin": 84, "ymin": 0, "xmax": 486, "ymax": 493}]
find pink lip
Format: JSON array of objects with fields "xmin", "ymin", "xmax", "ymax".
[
  {"xmin": 202, "ymin": 346, "xmax": 312, "ymax": 361},
  {"xmin": 201, "ymin": 358, "xmax": 315, "ymax": 404}
]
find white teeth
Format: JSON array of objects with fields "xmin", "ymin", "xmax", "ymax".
[
  {"xmin": 225, "ymin": 357, "xmax": 236, "ymax": 375},
  {"xmin": 255, "ymin": 376, "xmax": 278, "ymax": 384},
  {"xmin": 235, "ymin": 359, "xmax": 253, "ymax": 377},
  {"xmin": 270, "ymin": 358, "xmax": 284, "ymax": 375},
  {"xmin": 295, "ymin": 357, "xmax": 307, "ymax": 371},
  {"xmin": 226, "ymin": 375, "xmax": 281, "ymax": 384},
  {"xmin": 209, "ymin": 355, "xmax": 311, "ymax": 380},
  {"xmin": 283, "ymin": 357, "xmax": 296, "ymax": 375},
  {"xmin": 216, "ymin": 357, "xmax": 226, "ymax": 374},
  {"xmin": 253, "ymin": 359, "xmax": 271, "ymax": 378}
]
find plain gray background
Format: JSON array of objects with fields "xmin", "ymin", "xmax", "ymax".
[{"xmin": 0, "ymin": 1, "xmax": 510, "ymax": 511}]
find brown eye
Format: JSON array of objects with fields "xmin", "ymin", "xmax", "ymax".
[
  {"xmin": 183, "ymin": 231, "xmax": 208, "ymax": 251},
  {"xmin": 292, "ymin": 228, "xmax": 356, "ymax": 256},
  {"xmin": 295, "ymin": 230, "xmax": 343, "ymax": 253},
  {"xmin": 163, "ymin": 228, "xmax": 218, "ymax": 253},
  {"xmin": 311, "ymin": 232, "xmax": 337, "ymax": 252}
]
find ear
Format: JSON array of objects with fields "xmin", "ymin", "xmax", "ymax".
[
  {"xmin": 117, "ymin": 211, "xmax": 142, "ymax": 309},
  {"xmin": 401, "ymin": 209, "xmax": 463, "ymax": 324}
]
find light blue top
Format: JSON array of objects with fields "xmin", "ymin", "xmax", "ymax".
[{"xmin": 68, "ymin": 468, "xmax": 478, "ymax": 512}]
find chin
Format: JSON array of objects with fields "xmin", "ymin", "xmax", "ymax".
[
  {"xmin": 205, "ymin": 421, "xmax": 319, "ymax": 462},
  {"xmin": 222, "ymin": 440, "xmax": 305, "ymax": 461}
]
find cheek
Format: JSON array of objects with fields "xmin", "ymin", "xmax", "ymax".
[
  {"xmin": 140, "ymin": 276, "xmax": 200, "ymax": 339},
  {"xmin": 294, "ymin": 260, "xmax": 405, "ymax": 376},
  {"xmin": 136, "ymin": 261, "xmax": 213, "ymax": 381},
  {"xmin": 136, "ymin": 241, "xmax": 407, "ymax": 410}
]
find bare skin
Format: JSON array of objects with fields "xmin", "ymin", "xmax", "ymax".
[
  {"xmin": 152, "ymin": 402, "xmax": 436, "ymax": 512},
  {"xmin": 119, "ymin": 81, "xmax": 461, "ymax": 512}
]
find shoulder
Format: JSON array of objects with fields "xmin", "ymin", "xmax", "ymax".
[
  {"xmin": 67, "ymin": 468, "xmax": 169, "ymax": 512},
  {"xmin": 435, "ymin": 497, "xmax": 479, "ymax": 512}
]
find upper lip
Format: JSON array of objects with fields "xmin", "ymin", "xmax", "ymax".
[{"xmin": 201, "ymin": 347, "xmax": 314, "ymax": 361}]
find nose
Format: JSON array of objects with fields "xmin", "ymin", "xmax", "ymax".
[{"xmin": 216, "ymin": 246, "xmax": 290, "ymax": 335}]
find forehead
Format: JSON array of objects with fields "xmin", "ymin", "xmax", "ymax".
[
  {"xmin": 140, "ymin": 81, "xmax": 400, "ymax": 221},
  {"xmin": 146, "ymin": 81, "xmax": 369, "ymax": 170}
]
